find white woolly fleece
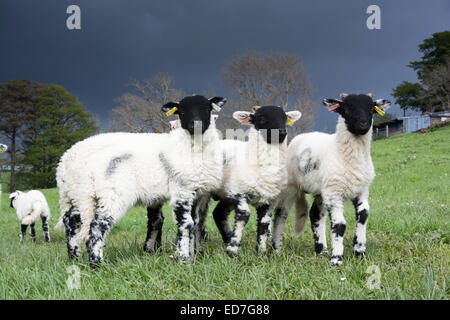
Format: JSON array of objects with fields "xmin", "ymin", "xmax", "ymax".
[
  {"xmin": 285, "ymin": 116, "xmax": 375, "ymax": 232},
  {"xmin": 10, "ymin": 190, "xmax": 50, "ymax": 225},
  {"xmin": 215, "ymin": 127, "xmax": 288, "ymax": 205},
  {"xmin": 56, "ymin": 119, "xmax": 223, "ymax": 243}
]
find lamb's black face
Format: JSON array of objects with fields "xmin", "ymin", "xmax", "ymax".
[
  {"xmin": 323, "ymin": 94, "xmax": 391, "ymax": 136},
  {"xmin": 338, "ymin": 95, "xmax": 374, "ymax": 135},
  {"xmin": 253, "ymin": 106, "xmax": 288, "ymax": 144},
  {"xmin": 161, "ymin": 95, "xmax": 226, "ymax": 135},
  {"xmin": 233, "ymin": 106, "xmax": 302, "ymax": 144}
]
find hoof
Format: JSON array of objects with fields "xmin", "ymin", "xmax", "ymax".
[
  {"xmin": 354, "ymin": 250, "xmax": 366, "ymax": 257},
  {"xmin": 177, "ymin": 254, "xmax": 194, "ymax": 263},
  {"xmin": 330, "ymin": 255, "xmax": 343, "ymax": 266},
  {"xmin": 317, "ymin": 248, "xmax": 329, "ymax": 256},
  {"xmin": 226, "ymin": 246, "xmax": 239, "ymax": 258}
]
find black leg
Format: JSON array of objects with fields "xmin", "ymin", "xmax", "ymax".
[
  {"xmin": 144, "ymin": 205, "xmax": 164, "ymax": 253},
  {"xmin": 20, "ymin": 224, "xmax": 28, "ymax": 242},
  {"xmin": 212, "ymin": 200, "xmax": 233, "ymax": 244},
  {"xmin": 30, "ymin": 223, "xmax": 36, "ymax": 242}
]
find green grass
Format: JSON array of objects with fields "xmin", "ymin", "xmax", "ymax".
[{"xmin": 0, "ymin": 126, "xmax": 449, "ymax": 300}]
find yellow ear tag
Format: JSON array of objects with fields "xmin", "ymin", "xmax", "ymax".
[
  {"xmin": 165, "ymin": 107, "xmax": 178, "ymax": 116},
  {"xmin": 0, "ymin": 150, "xmax": 3, "ymax": 153},
  {"xmin": 286, "ymin": 117, "xmax": 294, "ymax": 127},
  {"xmin": 374, "ymin": 106, "xmax": 385, "ymax": 116}
]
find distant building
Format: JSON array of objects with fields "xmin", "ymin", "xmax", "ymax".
[{"xmin": 373, "ymin": 110, "xmax": 450, "ymax": 138}]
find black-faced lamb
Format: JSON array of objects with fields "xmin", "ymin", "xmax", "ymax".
[
  {"xmin": 193, "ymin": 106, "xmax": 302, "ymax": 255},
  {"xmin": 272, "ymin": 93, "xmax": 390, "ymax": 265},
  {"xmin": 56, "ymin": 95, "xmax": 226, "ymax": 267}
]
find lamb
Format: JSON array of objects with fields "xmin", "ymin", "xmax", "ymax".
[
  {"xmin": 0, "ymin": 143, "xmax": 7, "ymax": 153},
  {"xmin": 191, "ymin": 106, "xmax": 302, "ymax": 255},
  {"xmin": 56, "ymin": 95, "xmax": 226, "ymax": 267},
  {"xmin": 9, "ymin": 190, "xmax": 51, "ymax": 242},
  {"xmin": 55, "ymin": 114, "xmax": 219, "ymax": 253},
  {"xmin": 271, "ymin": 93, "xmax": 390, "ymax": 265}
]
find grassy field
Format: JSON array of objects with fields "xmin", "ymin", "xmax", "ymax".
[{"xmin": 0, "ymin": 126, "xmax": 448, "ymax": 300}]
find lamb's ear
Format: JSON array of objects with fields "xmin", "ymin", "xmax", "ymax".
[
  {"xmin": 161, "ymin": 102, "xmax": 179, "ymax": 116},
  {"xmin": 323, "ymin": 98, "xmax": 342, "ymax": 112},
  {"xmin": 373, "ymin": 99, "xmax": 391, "ymax": 116},
  {"xmin": 285, "ymin": 111, "xmax": 302, "ymax": 126},
  {"xmin": 169, "ymin": 120, "xmax": 179, "ymax": 130},
  {"xmin": 252, "ymin": 105, "xmax": 261, "ymax": 112},
  {"xmin": 9, "ymin": 191, "xmax": 18, "ymax": 199},
  {"xmin": 233, "ymin": 111, "xmax": 254, "ymax": 125},
  {"xmin": 209, "ymin": 97, "xmax": 227, "ymax": 112}
]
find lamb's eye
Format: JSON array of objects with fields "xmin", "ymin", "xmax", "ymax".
[{"xmin": 259, "ymin": 118, "xmax": 267, "ymax": 124}]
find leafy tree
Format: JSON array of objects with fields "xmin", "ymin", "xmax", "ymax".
[
  {"xmin": 393, "ymin": 31, "xmax": 450, "ymax": 114},
  {"xmin": 0, "ymin": 80, "xmax": 41, "ymax": 191},
  {"xmin": 409, "ymin": 31, "xmax": 450, "ymax": 80},
  {"xmin": 392, "ymin": 81, "xmax": 422, "ymax": 115},
  {"xmin": 19, "ymin": 84, "xmax": 98, "ymax": 188}
]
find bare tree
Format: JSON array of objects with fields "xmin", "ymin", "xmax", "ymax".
[
  {"xmin": 109, "ymin": 73, "xmax": 185, "ymax": 133},
  {"xmin": 222, "ymin": 51, "xmax": 316, "ymax": 134},
  {"xmin": 419, "ymin": 57, "xmax": 450, "ymax": 112}
]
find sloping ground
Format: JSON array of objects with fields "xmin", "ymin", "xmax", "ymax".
[{"xmin": 0, "ymin": 126, "xmax": 448, "ymax": 299}]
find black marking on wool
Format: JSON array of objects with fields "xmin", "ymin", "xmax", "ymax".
[
  {"xmin": 331, "ymin": 255, "xmax": 343, "ymax": 262},
  {"xmin": 159, "ymin": 153, "xmax": 187, "ymax": 187},
  {"xmin": 331, "ymin": 223, "xmax": 346, "ymax": 237},
  {"xmin": 226, "ymin": 194, "xmax": 251, "ymax": 253},
  {"xmin": 10, "ymin": 197, "xmax": 14, "ymax": 208},
  {"xmin": 297, "ymin": 148, "xmax": 320, "ymax": 176},
  {"xmin": 86, "ymin": 208, "xmax": 115, "ymax": 269},
  {"xmin": 63, "ymin": 206, "xmax": 82, "ymax": 259},
  {"xmin": 256, "ymin": 204, "xmax": 271, "ymax": 251},
  {"xmin": 41, "ymin": 216, "xmax": 50, "ymax": 242},
  {"xmin": 309, "ymin": 198, "xmax": 325, "ymax": 254},
  {"xmin": 105, "ymin": 153, "xmax": 132, "ymax": 177},
  {"xmin": 172, "ymin": 200, "xmax": 194, "ymax": 260},
  {"xmin": 356, "ymin": 209, "xmax": 369, "ymax": 225}
]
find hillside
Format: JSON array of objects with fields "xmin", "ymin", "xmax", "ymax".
[{"xmin": 0, "ymin": 126, "xmax": 448, "ymax": 299}]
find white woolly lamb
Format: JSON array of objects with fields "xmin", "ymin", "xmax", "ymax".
[
  {"xmin": 57, "ymin": 95, "xmax": 226, "ymax": 267},
  {"xmin": 193, "ymin": 106, "xmax": 302, "ymax": 255},
  {"xmin": 9, "ymin": 190, "xmax": 51, "ymax": 242},
  {"xmin": 272, "ymin": 93, "xmax": 390, "ymax": 266}
]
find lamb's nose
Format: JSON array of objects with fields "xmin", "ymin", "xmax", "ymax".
[{"xmin": 360, "ymin": 120, "xmax": 369, "ymax": 128}]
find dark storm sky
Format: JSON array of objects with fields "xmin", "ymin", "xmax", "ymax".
[{"xmin": 1, "ymin": 0, "xmax": 449, "ymax": 132}]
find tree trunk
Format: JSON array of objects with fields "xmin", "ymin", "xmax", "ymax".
[{"xmin": 10, "ymin": 129, "xmax": 16, "ymax": 192}]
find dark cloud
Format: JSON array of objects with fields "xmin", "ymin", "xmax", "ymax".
[{"xmin": 1, "ymin": 0, "xmax": 449, "ymax": 132}]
